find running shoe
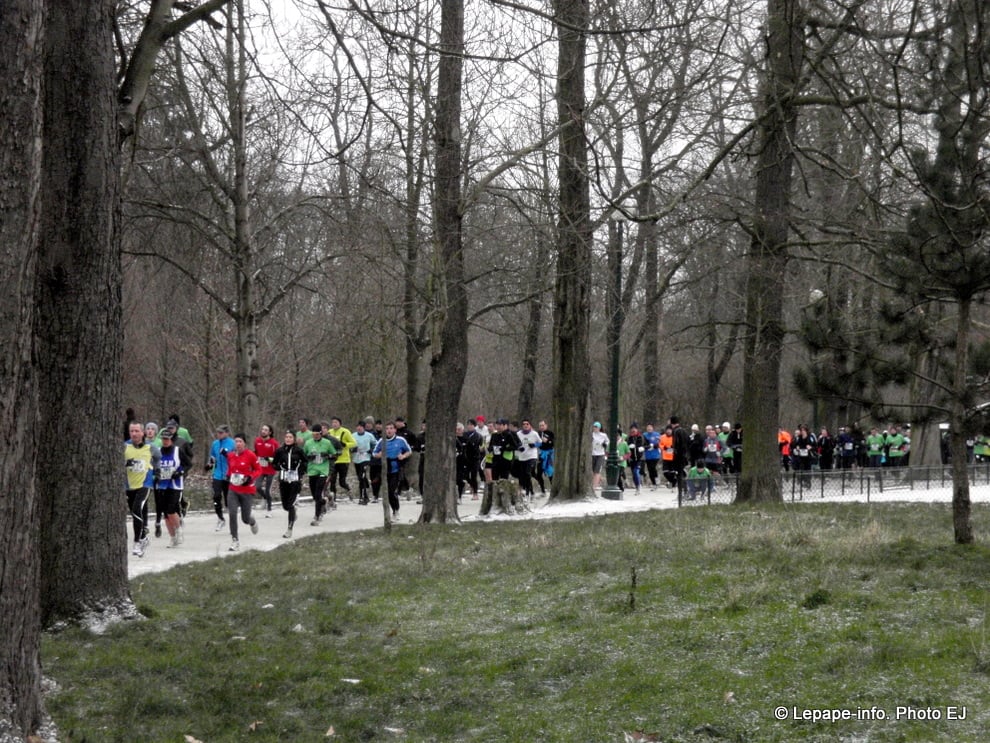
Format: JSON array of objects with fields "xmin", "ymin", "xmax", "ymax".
[
  {"xmin": 283, "ymin": 527, "xmax": 292, "ymax": 539},
  {"xmin": 215, "ymin": 519, "xmax": 225, "ymax": 532},
  {"xmin": 154, "ymin": 523, "xmax": 162, "ymax": 538},
  {"xmin": 131, "ymin": 542, "xmax": 143, "ymax": 556},
  {"xmin": 250, "ymin": 521, "xmax": 259, "ymax": 535},
  {"xmin": 228, "ymin": 539, "xmax": 239, "ymax": 552}
]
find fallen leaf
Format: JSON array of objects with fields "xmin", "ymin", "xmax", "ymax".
[
  {"xmin": 384, "ymin": 726, "xmax": 405, "ymax": 734},
  {"xmin": 248, "ymin": 720, "xmax": 263, "ymax": 731},
  {"xmin": 341, "ymin": 678, "xmax": 361, "ymax": 684},
  {"xmin": 724, "ymin": 690, "xmax": 736, "ymax": 703},
  {"xmin": 184, "ymin": 736, "xmax": 205, "ymax": 743},
  {"xmin": 325, "ymin": 725, "xmax": 336, "ymax": 737}
]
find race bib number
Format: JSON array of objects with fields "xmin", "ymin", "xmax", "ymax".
[
  {"xmin": 128, "ymin": 460, "xmax": 147, "ymax": 473},
  {"xmin": 313, "ymin": 454, "xmax": 322, "ymax": 464},
  {"xmin": 159, "ymin": 466, "xmax": 175, "ymax": 480},
  {"xmin": 258, "ymin": 457, "xmax": 269, "ymax": 467},
  {"xmin": 280, "ymin": 470, "xmax": 299, "ymax": 483},
  {"xmin": 230, "ymin": 473, "xmax": 248, "ymax": 486}
]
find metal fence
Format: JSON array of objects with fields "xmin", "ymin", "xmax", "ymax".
[{"xmin": 676, "ymin": 463, "xmax": 990, "ymax": 506}]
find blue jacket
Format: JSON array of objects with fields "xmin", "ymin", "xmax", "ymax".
[{"xmin": 210, "ymin": 437, "xmax": 236, "ymax": 480}]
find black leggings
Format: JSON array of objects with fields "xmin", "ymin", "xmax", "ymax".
[
  {"xmin": 370, "ymin": 463, "xmax": 382, "ymax": 499},
  {"xmin": 354, "ymin": 461, "xmax": 370, "ymax": 501},
  {"xmin": 211, "ymin": 478, "xmax": 229, "ymax": 520},
  {"xmin": 309, "ymin": 474, "xmax": 328, "ymax": 518},
  {"xmin": 255, "ymin": 473, "xmax": 274, "ymax": 511},
  {"xmin": 331, "ymin": 462, "xmax": 350, "ymax": 495},
  {"xmin": 126, "ymin": 488, "xmax": 149, "ymax": 542},
  {"xmin": 644, "ymin": 459, "xmax": 659, "ymax": 486},
  {"xmin": 386, "ymin": 468, "xmax": 402, "ymax": 514},
  {"xmin": 279, "ymin": 479, "xmax": 301, "ymax": 526}
]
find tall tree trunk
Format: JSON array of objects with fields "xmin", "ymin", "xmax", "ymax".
[
  {"xmin": 517, "ymin": 239, "xmax": 548, "ymax": 417},
  {"xmin": 420, "ymin": 0, "xmax": 466, "ymax": 524},
  {"xmin": 950, "ymin": 297, "xmax": 973, "ymax": 543},
  {"xmin": 639, "ymin": 183, "xmax": 661, "ymax": 426},
  {"xmin": 37, "ymin": 0, "xmax": 132, "ymax": 625},
  {"xmin": 0, "ymin": 1, "xmax": 44, "ymax": 735},
  {"xmin": 229, "ymin": 0, "xmax": 259, "ymax": 434},
  {"xmin": 517, "ymin": 293, "xmax": 542, "ymax": 418},
  {"xmin": 550, "ymin": 0, "xmax": 593, "ymax": 501},
  {"xmin": 403, "ymin": 92, "xmax": 426, "ymax": 430},
  {"xmin": 735, "ymin": 0, "xmax": 804, "ymax": 504}
]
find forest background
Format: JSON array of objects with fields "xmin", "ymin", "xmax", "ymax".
[
  {"xmin": 4, "ymin": 0, "xmax": 990, "ymax": 738},
  {"xmin": 120, "ymin": 0, "xmax": 962, "ymax": 444}
]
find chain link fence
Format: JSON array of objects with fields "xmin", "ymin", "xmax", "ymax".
[{"xmin": 675, "ymin": 463, "xmax": 990, "ymax": 506}]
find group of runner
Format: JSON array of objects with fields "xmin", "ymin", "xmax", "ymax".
[
  {"xmin": 123, "ymin": 415, "xmax": 195, "ymax": 558},
  {"xmin": 124, "ymin": 414, "xmax": 433, "ymax": 556}
]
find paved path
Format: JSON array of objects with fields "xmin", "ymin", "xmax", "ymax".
[
  {"xmin": 129, "ymin": 482, "xmax": 985, "ymax": 579},
  {"xmin": 128, "ymin": 493, "xmax": 492, "ymax": 578}
]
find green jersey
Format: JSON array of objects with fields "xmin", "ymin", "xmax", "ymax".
[
  {"xmin": 687, "ymin": 465, "xmax": 712, "ymax": 481},
  {"xmin": 304, "ymin": 436, "xmax": 338, "ymax": 476},
  {"xmin": 719, "ymin": 431, "xmax": 733, "ymax": 459},
  {"xmin": 617, "ymin": 439, "xmax": 630, "ymax": 468},
  {"xmin": 886, "ymin": 433, "xmax": 907, "ymax": 458}
]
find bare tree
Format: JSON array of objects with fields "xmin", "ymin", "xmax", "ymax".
[
  {"xmin": 550, "ymin": 0, "xmax": 594, "ymax": 501},
  {"xmin": 36, "ymin": 0, "xmax": 229, "ymax": 627},
  {"xmin": 35, "ymin": 0, "xmax": 130, "ymax": 626},
  {"xmin": 0, "ymin": 2, "xmax": 43, "ymax": 735},
  {"xmin": 420, "ymin": 0, "xmax": 467, "ymax": 523},
  {"xmin": 735, "ymin": 0, "xmax": 806, "ymax": 503}
]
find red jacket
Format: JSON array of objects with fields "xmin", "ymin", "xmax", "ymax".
[
  {"xmin": 254, "ymin": 436, "xmax": 278, "ymax": 475},
  {"xmin": 226, "ymin": 449, "xmax": 261, "ymax": 494}
]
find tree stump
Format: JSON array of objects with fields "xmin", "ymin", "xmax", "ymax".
[{"xmin": 480, "ymin": 480, "xmax": 519, "ymax": 515}]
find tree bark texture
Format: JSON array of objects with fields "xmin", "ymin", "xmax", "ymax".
[
  {"xmin": 0, "ymin": 2, "xmax": 44, "ymax": 735},
  {"xmin": 517, "ymin": 247, "xmax": 546, "ymax": 418},
  {"xmin": 640, "ymin": 189, "xmax": 661, "ymax": 427},
  {"xmin": 37, "ymin": 0, "xmax": 131, "ymax": 625},
  {"xmin": 420, "ymin": 0, "xmax": 466, "ymax": 524},
  {"xmin": 550, "ymin": 0, "xmax": 593, "ymax": 501},
  {"xmin": 950, "ymin": 297, "xmax": 973, "ymax": 543},
  {"xmin": 229, "ymin": 0, "xmax": 260, "ymax": 435},
  {"xmin": 735, "ymin": 0, "xmax": 804, "ymax": 504}
]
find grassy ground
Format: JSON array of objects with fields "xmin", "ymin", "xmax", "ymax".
[{"xmin": 44, "ymin": 502, "xmax": 990, "ymax": 742}]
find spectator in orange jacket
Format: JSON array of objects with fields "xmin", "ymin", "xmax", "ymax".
[{"xmin": 778, "ymin": 428, "xmax": 793, "ymax": 472}]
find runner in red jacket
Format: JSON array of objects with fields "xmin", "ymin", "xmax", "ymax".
[{"xmin": 225, "ymin": 433, "xmax": 262, "ymax": 551}]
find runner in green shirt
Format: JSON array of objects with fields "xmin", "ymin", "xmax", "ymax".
[{"xmin": 304, "ymin": 426, "xmax": 338, "ymax": 524}]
